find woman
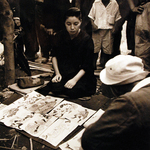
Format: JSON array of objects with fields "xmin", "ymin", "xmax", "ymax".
[{"xmin": 49, "ymin": 7, "xmax": 96, "ymax": 99}]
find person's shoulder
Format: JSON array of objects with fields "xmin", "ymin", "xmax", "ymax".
[
  {"xmin": 80, "ymin": 30, "xmax": 91, "ymax": 40},
  {"xmin": 111, "ymin": 0, "xmax": 119, "ymax": 5},
  {"xmin": 54, "ymin": 30, "xmax": 67, "ymax": 40},
  {"xmin": 95, "ymin": 0, "xmax": 101, "ymax": 3},
  {"xmin": 79, "ymin": 31, "xmax": 94, "ymax": 48},
  {"xmin": 78, "ymin": 31, "xmax": 93, "ymax": 45},
  {"xmin": 109, "ymin": 85, "xmax": 150, "ymax": 110},
  {"xmin": 91, "ymin": 0, "xmax": 101, "ymax": 6},
  {"xmin": 55, "ymin": 30, "xmax": 64, "ymax": 36},
  {"xmin": 121, "ymin": 85, "xmax": 150, "ymax": 102},
  {"xmin": 53, "ymin": 30, "xmax": 63, "ymax": 45}
]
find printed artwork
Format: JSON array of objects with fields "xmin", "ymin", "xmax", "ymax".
[
  {"xmin": 40, "ymin": 118, "xmax": 78, "ymax": 147},
  {"xmin": 0, "ymin": 103, "xmax": 6, "ymax": 110},
  {"xmin": 13, "ymin": 91, "xmax": 45, "ymax": 109},
  {"xmin": 0, "ymin": 91, "xmax": 63, "ymax": 131},
  {"xmin": 59, "ymin": 128, "xmax": 85, "ymax": 150},
  {"xmin": 0, "ymin": 91, "xmax": 96, "ymax": 148},
  {"xmin": 1, "ymin": 106, "xmax": 33, "ymax": 129},
  {"xmin": 21, "ymin": 113, "xmax": 57, "ymax": 137},
  {"xmin": 28, "ymin": 95, "xmax": 62, "ymax": 114},
  {"xmin": 49, "ymin": 100, "xmax": 95, "ymax": 125},
  {"xmin": 83, "ymin": 109, "xmax": 105, "ymax": 128}
]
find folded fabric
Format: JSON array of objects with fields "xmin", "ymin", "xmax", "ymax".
[{"xmin": 17, "ymin": 77, "xmax": 44, "ymax": 89}]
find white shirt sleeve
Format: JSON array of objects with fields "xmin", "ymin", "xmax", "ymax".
[{"xmin": 88, "ymin": 3, "xmax": 95, "ymax": 20}]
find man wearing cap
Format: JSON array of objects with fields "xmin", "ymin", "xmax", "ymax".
[
  {"xmin": 100, "ymin": 54, "xmax": 149, "ymax": 98},
  {"xmin": 81, "ymin": 54, "xmax": 150, "ymax": 150}
]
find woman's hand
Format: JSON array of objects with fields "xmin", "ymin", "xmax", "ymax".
[
  {"xmin": 52, "ymin": 74, "xmax": 62, "ymax": 83},
  {"xmin": 64, "ymin": 69, "xmax": 85, "ymax": 89},
  {"xmin": 64, "ymin": 79, "xmax": 77, "ymax": 89},
  {"xmin": 52, "ymin": 57, "xmax": 62, "ymax": 83}
]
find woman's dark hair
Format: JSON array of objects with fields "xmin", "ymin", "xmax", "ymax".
[{"xmin": 64, "ymin": 7, "xmax": 82, "ymax": 22}]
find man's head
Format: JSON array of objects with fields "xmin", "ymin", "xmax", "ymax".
[{"xmin": 100, "ymin": 55, "xmax": 149, "ymax": 85}]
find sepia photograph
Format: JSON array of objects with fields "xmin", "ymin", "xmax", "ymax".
[{"xmin": 0, "ymin": 0, "xmax": 150, "ymax": 149}]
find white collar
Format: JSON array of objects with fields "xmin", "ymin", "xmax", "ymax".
[{"xmin": 131, "ymin": 77, "xmax": 150, "ymax": 92}]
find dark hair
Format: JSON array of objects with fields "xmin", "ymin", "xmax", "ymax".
[{"xmin": 64, "ymin": 7, "xmax": 82, "ymax": 22}]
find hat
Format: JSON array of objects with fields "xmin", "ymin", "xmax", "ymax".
[{"xmin": 100, "ymin": 55, "xmax": 149, "ymax": 85}]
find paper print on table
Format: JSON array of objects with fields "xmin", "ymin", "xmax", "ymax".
[
  {"xmin": 21, "ymin": 113, "xmax": 58, "ymax": 137},
  {"xmin": 0, "ymin": 103, "xmax": 7, "ymax": 111},
  {"xmin": 0, "ymin": 91, "xmax": 97, "ymax": 148},
  {"xmin": 49, "ymin": 100, "xmax": 96, "ymax": 125},
  {"xmin": 83, "ymin": 109, "xmax": 105, "ymax": 128},
  {"xmin": 0, "ymin": 106, "xmax": 34, "ymax": 129},
  {"xmin": 50, "ymin": 100, "xmax": 79, "ymax": 118},
  {"xmin": 28, "ymin": 95, "xmax": 63, "ymax": 114},
  {"xmin": 64, "ymin": 106, "xmax": 96, "ymax": 125},
  {"xmin": 59, "ymin": 128, "xmax": 85, "ymax": 150},
  {"xmin": 0, "ymin": 103, "xmax": 20, "ymax": 121},
  {"xmin": 39, "ymin": 118, "xmax": 78, "ymax": 147},
  {"xmin": 13, "ymin": 91, "xmax": 45, "ymax": 109}
]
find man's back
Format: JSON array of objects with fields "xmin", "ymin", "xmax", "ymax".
[{"xmin": 82, "ymin": 85, "xmax": 150, "ymax": 150}]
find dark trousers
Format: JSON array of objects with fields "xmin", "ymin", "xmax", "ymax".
[
  {"xmin": 35, "ymin": 3, "xmax": 53, "ymax": 59},
  {"xmin": 23, "ymin": 24, "xmax": 39, "ymax": 60},
  {"xmin": 37, "ymin": 74, "xmax": 96, "ymax": 99}
]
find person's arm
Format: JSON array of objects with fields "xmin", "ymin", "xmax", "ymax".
[
  {"xmin": 51, "ymin": 57, "xmax": 62, "ymax": 83},
  {"xmin": 88, "ymin": 3, "xmax": 98, "ymax": 32},
  {"xmin": 81, "ymin": 96, "xmax": 138, "ymax": 150},
  {"xmin": 64, "ymin": 69, "xmax": 85, "ymax": 89},
  {"xmin": 127, "ymin": 0, "xmax": 135, "ymax": 10},
  {"xmin": 90, "ymin": 18, "xmax": 98, "ymax": 31},
  {"xmin": 127, "ymin": 0, "xmax": 145, "ymax": 14}
]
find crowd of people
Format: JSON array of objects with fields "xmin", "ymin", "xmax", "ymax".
[
  {"xmin": 5, "ymin": 0, "xmax": 150, "ymax": 149},
  {"xmin": 7, "ymin": 0, "xmax": 150, "ymax": 67},
  {"xmin": 7, "ymin": 0, "xmax": 92, "ymax": 62}
]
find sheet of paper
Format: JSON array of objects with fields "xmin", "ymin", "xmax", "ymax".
[
  {"xmin": 13, "ymin": 91, "xmax": 45, "ymax": 108},
  {"xmin": 21, "ymin": 113, "xmax": 58, "ymax": 137},
  {"xmin": 83, "ymin": 109, "xmax": 105, "ymax": 128},
  {"xmin": 49, "ymin": 100, "xmax": 96, "ymax": 125},
  {"xmin": 0, "ymin": 91, "xmax": 96, "ymax": 148},
  {"xmin": 59, "ymin": 128, "xmax": 85, "ymax": 150},
  {"xmin": 27, "ymin": 95, "xmax": 63, "ymax": 114},
  {"xmin": 2, "ymin": 107, "xmax": 33, "ymax": 129},
  {"xmin": 0, "ymin": 103, "xmax": 7, "ymax": 111},
  {"xmin": 39, "ymin": 118, "xmax": 78, "ymax": 147}
]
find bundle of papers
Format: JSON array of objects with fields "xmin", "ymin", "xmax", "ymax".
[{"xmin": 0, "ymin": 91, "xmax": 98, "ymax": 148}]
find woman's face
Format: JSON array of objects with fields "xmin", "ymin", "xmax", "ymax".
[{"xmin": 65, "ymin": 16, "xmax": 81, "ymax": 39}]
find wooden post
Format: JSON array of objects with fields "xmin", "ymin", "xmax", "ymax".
[{"xmin": 0, "ymin": 0, "xmax": 15, "ymax": 86}]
